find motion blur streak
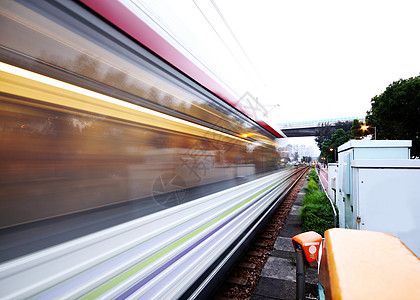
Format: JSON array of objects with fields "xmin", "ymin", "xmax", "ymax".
[
  {"xmin": 0, "ymin": 0, "xmax": 288, "ymax": 298},
  {"xmin": 0, "ymin": 0, "xmax": 281, "ymax": 230},
  {"xmin": 1, "ymin": 63, "xmax": 273, "ymax": 228},
  {"xmin": 0, "ymin": 62, "xmax": 252, "ymax": 145}
]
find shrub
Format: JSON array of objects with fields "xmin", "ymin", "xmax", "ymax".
[
  {"xmin": 304, "ymin": 179, "xmax": 319, "ymax": 194},
  {"xmin": 308, "ymin": 168, "xmax": 319, "ymax": 183},
  {"xmin": 301, "ymin": 203, "xmax": 334, "ymax": 223},
  {"xmin": 301, "ymin": 211, "xmax": 334, "ymax": 235},
  {"xmin": 303, "ymin": 190, "xmax": 329, "ymax": 206},
  {"xmin": 300, "ymin": 170, "xmax": 335, "ymax": 236}
]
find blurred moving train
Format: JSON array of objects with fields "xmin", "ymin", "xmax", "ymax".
[
  {"xmin": 0, "ymin": 0, "xmax": 290, "ymax": 298},
  {"xmin": 0, "ymin": 0, "xmax": 284, "ymax": 229}
]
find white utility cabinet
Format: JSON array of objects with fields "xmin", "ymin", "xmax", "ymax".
[
  {"xmin": 352, "ymin": 159, "xmax": 420, "ymax": 257},
  {"xmin": 334, "ymin": 140, "xmax": 420, "ymax": 256},
  {"xmin": 337, "ymin": 140, "xmax": 411, "ymax": 229},
  {"xmin": 327, "ymin": 163, "xmax": 337, "ymax": 202}
]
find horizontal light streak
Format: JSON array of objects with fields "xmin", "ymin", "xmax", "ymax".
[{"xmin": 0, "ymin": 62, "xmax": 253, "ymax": 144}]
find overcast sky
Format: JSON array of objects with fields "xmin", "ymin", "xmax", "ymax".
[{"xmin": 127, "ymin": 0, "xmax": 420, "ymax": 153}]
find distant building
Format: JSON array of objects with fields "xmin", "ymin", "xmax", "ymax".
[{"xmin": 307, "ymin": 146, "xmax": 315, "ymax": 157}]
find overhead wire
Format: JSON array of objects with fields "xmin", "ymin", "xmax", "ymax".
[
  {"xmin": 198, "ymin": 0, "xmax": 279, "ymax": 118},
  {"xmin": 128, "ymin": 0, "xmax": 240, "ymax": 98},
  {"xmin": 128, "ymin": 0, "xmax": 278, "ymax": 120},
  {"xmin": 208, "ymin": 0, "xmax": 267, "ymax": 87},
  {"xmin": 192, "ymin": 0, "xmax": 252, "ymax": 81}
]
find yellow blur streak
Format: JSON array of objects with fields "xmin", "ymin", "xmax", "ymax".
[{"xmin": 0, "ymin": 62, "xmax": 253, "ymax": 144}]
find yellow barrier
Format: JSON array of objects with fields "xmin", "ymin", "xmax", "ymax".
[{"xmin": 319, "ymin": 229, "xmax": 420, "ymax": 299}]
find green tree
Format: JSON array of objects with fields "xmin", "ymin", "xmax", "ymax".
[
  {"xmin": 335, "ymin": 120, "xmax": 353, "ymax": 132},
  {"xmin": 315, "ymin": 121, "xmax": 353, "ymax": 150},
  {"xmin": 320, "ymin": 129, "xmax": 353, "ymax": 162},
  {"xmin": 302, "ymin": 156, "xmax": 312, "ymax": 163},
  {"xmin": 351, "ymin": 119, "xmax": 364, "ymax": 139},
  {"xmin": 315, "ymin": 122, "xmax": 334, "ymax": 150},
  {"xmin": 366, "ymin": 76, "xmax": 420, "ymax": 157}
]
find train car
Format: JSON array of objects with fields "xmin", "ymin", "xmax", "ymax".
[{"xmin": 0, "ymin": 1, "xmax": 291, "ymax": 298}]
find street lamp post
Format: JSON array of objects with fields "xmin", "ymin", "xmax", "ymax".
[
  {"xmin": 361, "ymin": 124, "xmax": 377, "ymax": 140},
  {"xmin": 329, "ymin": 148, "xmax": 337, "ymax": 162}
]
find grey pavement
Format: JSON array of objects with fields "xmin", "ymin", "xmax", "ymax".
[{"xmin": 251, "ymin": 177, "xmax": 318, "ymax": 300}]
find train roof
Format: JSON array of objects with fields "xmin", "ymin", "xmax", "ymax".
[{"xmin": 80, "ymin": 0, "xmax": 285, "ymax": 139}]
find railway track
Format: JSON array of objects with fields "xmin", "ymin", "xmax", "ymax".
[{"xmin": 215, "ymin": 167, "xmax": 309, "ymax": 299}]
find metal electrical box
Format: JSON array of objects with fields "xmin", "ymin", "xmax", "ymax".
[
  {"xmin": 341, "ymin": 153, "xmax": 351, "ymax": 195},
  {"xmin": 336, "ymin": 140, "xmax": 412, "ymax": 230},
  {"xmin": 327, "ymin": 163, "xmax": 338, "ymax": 203},
  {"xmin": 351, "ymin": 159, "xmax": 420, "ymax": 257}
]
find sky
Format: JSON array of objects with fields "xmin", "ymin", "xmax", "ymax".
[{"xmin": 126, "ymin": 0, "xmax": 420, "ymax": 153}]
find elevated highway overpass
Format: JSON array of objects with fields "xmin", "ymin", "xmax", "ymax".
[{"xmin": 278, "ymin": 117, "xmax": 364, "ymax": 137}]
